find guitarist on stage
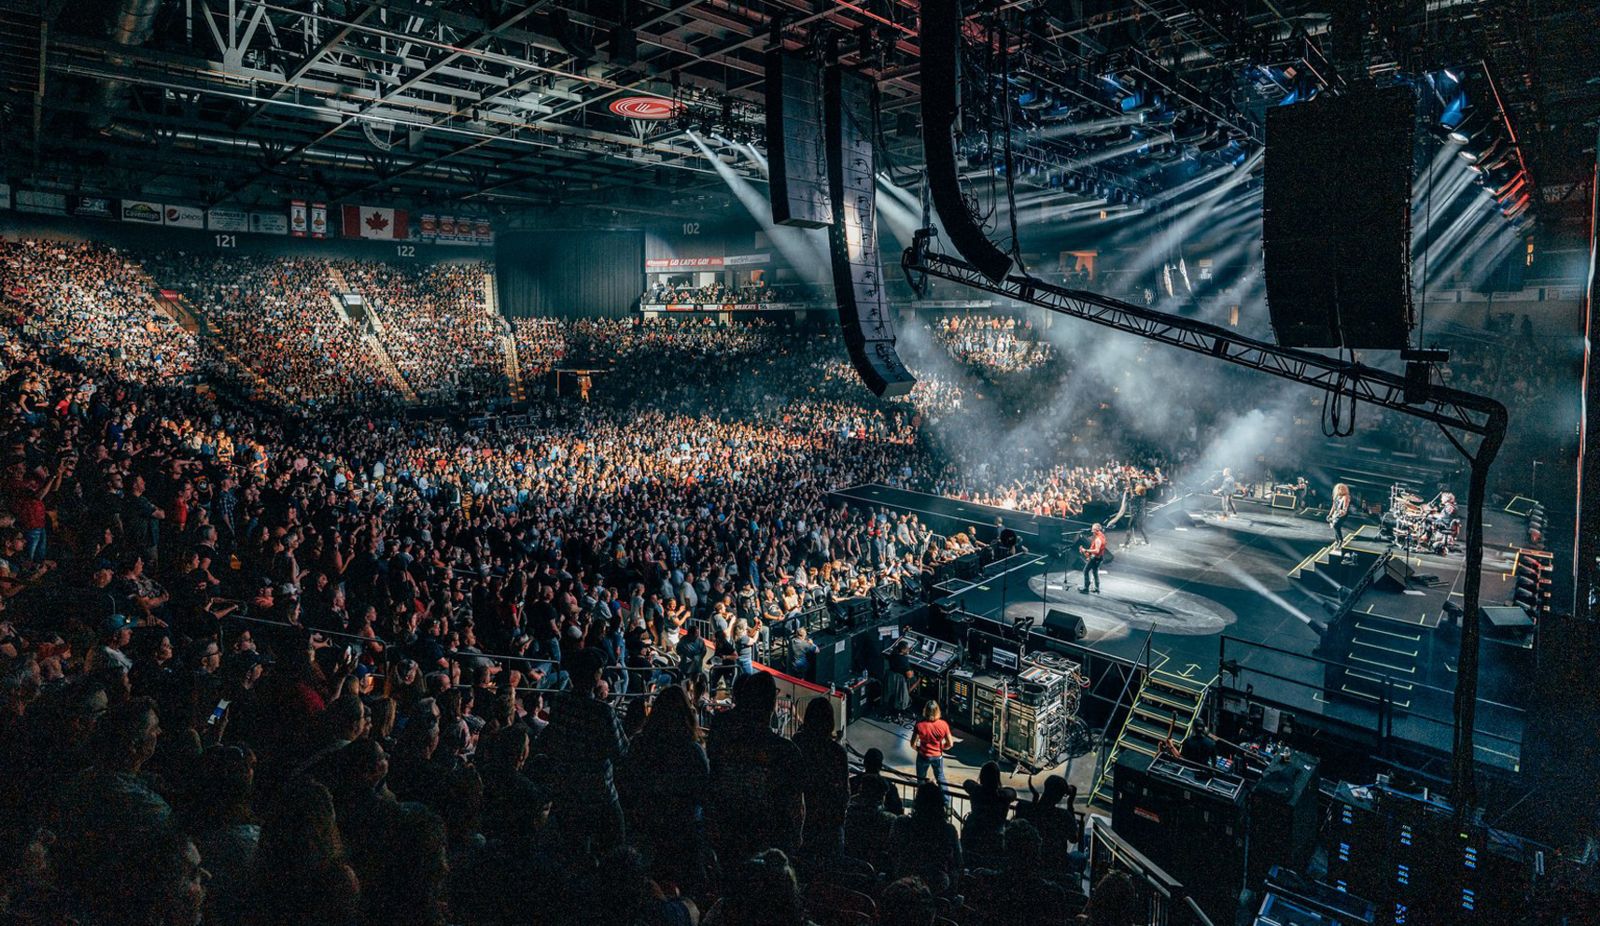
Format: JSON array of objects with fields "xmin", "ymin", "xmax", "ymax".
[
  {"xmin": 1328, "ymin": 482, "xmax": 1352, "ymax": 546},
  {"xmin": 1078, "ymin": 523, "xmax": 1107, "ymax": 595}
]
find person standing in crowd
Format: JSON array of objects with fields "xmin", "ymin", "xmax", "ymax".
[
  {"xmin": 793, "ymin": 695, "xmax": 849, "ymax": 862},
  {"xmin": 533, "ymin": 647, "xmax": 629, "ymax": 856},
  {"xmin": 705, "ymin": 671, "xmax": 806, "ymax": 870},
  {"xmin": 888, "ymin": 781, "xmax": 963, "ymax": 896},
  {"xmin": 616, "ymin": 684, "xmax": 711, "ymax": 893}
]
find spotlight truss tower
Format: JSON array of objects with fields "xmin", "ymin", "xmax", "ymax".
[{"xmin": 904, "ymin": 239, "xmax": 1508, "ymax": 813}]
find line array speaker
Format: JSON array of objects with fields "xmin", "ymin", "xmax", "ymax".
[
  {"xmin": 1264, "ymin": 86, "xmax": 1415, "ymax": 350},
  {"xmin": 824, "ymin": 66, "xmax": 915, "ymax": 398},
  {"xmin": 920, "ymin": 0, "xmax": 1014, "ymax": 283},
  {"xmin": 765, "ymin": 50, "xmax": 832, "ymax": 229}
]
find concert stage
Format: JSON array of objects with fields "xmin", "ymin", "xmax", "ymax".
[{"xmin": 835, "ymin": 484, "xmax": 1532, "ymax": 777}]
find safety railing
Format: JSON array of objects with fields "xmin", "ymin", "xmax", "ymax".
[
  {"xmin": 1088, "ymin": 816, "xmax": 1217, "ymax": 926},
  {"xmin": 1218, "ymin": 634, "xmax": 1525, "ymax": 777}
]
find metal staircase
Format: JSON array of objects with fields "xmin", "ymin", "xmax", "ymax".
[{"xmin": 1087, "ymin": 668, "xmax": 1213, "ymax": 811}]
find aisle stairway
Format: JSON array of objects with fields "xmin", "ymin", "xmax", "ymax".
[
  {"xmin": 1088, "ymin": 668, "xmax": 1213, "ymax": 810},
  {"xmin": 502, "ymin": 334, "xmax": 525, "ymax": 402},
  {"xmin": 324, "ymin": 267, "xmax": 415, "ymax": 401},
  {"xmin": 150, "ymin": 292, "xmax": 295, "ymax": 407},
  {"xmin": 362, "ymin": 332, "xmax": 418, "ymax": 403}
]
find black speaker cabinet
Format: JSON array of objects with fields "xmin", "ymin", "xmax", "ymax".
[
  {"xmin": 1044, "ymin": 608, "xmax": 1087, "ymax": 641},
  {"xmin": 1247, "ymin": 752, "xmax": 1321, "ymax": 887},
  {"xmin": 765, "ymin": 50, "xmax": 831, "ymax": 229},
  {"xmin": 1113, "ymin": 754, "xmax": 1247, "ymax": 923},
  {"xmin": 1264, "ymin": 86, "xmax": 1415, "ymax": 350}
]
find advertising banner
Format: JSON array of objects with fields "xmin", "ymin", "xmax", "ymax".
[
  {"xmin": 163, "ymin": 204, "xmax": 204, "ymax": 228},
  {"xmin": 645, "ymin": 257, "xmax": 724, "ymax": 269},
  {"xmin": 15, "ymin": 190, "xmax": 66, "ymax": 215},
  {"xmin": 121, "ymin": 199, "xmax": 165, "ymax": 224},
  {"xmin": 70, "ymin": 196, "xmax": 115, "ymax": 219},
  {"xmin": 723, "ymin": 253, "xmax": 771, "ymax": 267},
  {"xmin": 206, "ymin": 207, "xmax": 249, "ymax": 232},
  {"xmin": 14, "ymin": 190, "xmax": 66, "ymax": 215},
  {"xmin": 248, "ymin": 212, "xmax": 288, "ymax": 235}
]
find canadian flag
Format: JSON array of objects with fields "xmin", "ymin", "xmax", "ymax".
[{"xmin": 341, "ymin": 204, "xmax": 410, "ymax": 240}]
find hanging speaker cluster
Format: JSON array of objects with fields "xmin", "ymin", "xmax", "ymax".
[
  {"xmin": 824, "ymin": 66, "xmax": 915, "ymax": 398},
  {"xmin": 920, "ymin": 0, "xmax": 1014, "ymax": 283},
  {"xmin": 765, "ymin": 50, "xmax": 832, "ymax": 228},
  {"xmin": 1263, "ymin": 86, "xmax": 1415, "ymax": 350}
]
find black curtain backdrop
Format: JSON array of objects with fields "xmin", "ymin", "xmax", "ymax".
[{"xmin": 495, "ymin": 229, "xmax": 643, "ymax": 318}]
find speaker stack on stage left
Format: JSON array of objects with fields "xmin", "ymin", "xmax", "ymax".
[{"xmin": 823, "ymin": 65, "xmax": 915, "ymax": 399}]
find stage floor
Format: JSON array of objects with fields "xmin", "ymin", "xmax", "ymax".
[{"xmin": 844, "ymin": 490, "xmax": 1528, "ymax": 773}]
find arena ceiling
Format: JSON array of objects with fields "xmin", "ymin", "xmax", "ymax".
[{"xmin": 0, "ymin": 0, "xmax": 1593, "ymax": 227}]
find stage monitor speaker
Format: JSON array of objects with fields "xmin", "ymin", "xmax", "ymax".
[
  {"xmin": 919, "ymin": 0, "xmax": 1014, "ymax": 283},
  {"xmin": 824, "ymin": 65, "xmax": 915, "ymax": 398},
  {"xmin": 1379, "ymin": 553, "xmax": 1413, "ymax": 590},
  {"xmin": 1044, "ymin": 609, "xmax": 1087, "ymax": 641},
  {"xmin": 1264, "ymin": 86, "xmax": 1415, "ymax": 350},
  {"xmin": 764, "ymin": 50, "xmax": 832, "ymax": 229}
]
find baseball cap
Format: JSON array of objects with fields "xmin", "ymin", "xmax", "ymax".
[{"xmin": 101, "ymin": 613, "xmax": 135, "ymax": 635}]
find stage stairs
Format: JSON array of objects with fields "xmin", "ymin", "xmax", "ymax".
[
  {"xmin": 1087, "ymin": 668, "xmax": 1214, "ymax": 811},
  {"xmin": 1334, "ymin": 613, "xmax": 1420, "ymax": 708}
]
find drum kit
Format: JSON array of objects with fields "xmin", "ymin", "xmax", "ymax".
[{"xmin": 1385, "ymin": 484, "xmax": 1460, "ymax": 554}]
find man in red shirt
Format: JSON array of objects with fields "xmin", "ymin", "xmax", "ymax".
[
  {"xmin": 5, "ymin": 458, "xmax": 64, "ymax": 563},
  {"xmin": 1079, "ymin": 523, "xmax": 1106, "ymax": 594},
  {"xmin": 911, "ymin": 700, "xmax": 955, "ymax": 794}
]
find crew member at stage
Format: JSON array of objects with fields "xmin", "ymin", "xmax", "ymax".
[
  {"xmin": 1328, "ymin": 482, "xmax": 1352, "ymax": 546},
  {"xmin": 883, "ymin": 639, "xmax": 915, "ymax": 722},
  {"xmin": 1078, "ymin": 523, "xmax": 1107, "ymax": 595},
  {"xmin": 1216, "ymin": 467, "xmax": 1239, "ymax": 520},
  {"xmin": 995, "ymin": 517, "xmax": 1022, "ymax": 556}
]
